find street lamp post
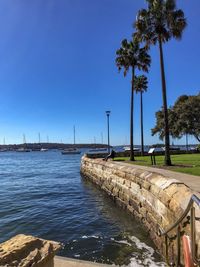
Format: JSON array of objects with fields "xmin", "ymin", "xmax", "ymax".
[{"xmin": 106, "ymin": 111, "xmax": 111, "ymax": 154}]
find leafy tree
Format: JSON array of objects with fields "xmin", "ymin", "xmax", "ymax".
[
  {"xmin": 116, "ymin": 38, "xmax": 151, "ymax": 161},
  {"xmin": 135, "ymin": 75, "xmax": 148, "ymax": 156},
  {"xmin": 134, "ymin": 0, "xmax": 187, "ymax": 165},
  {"xmin": 174, "ymin": 94, "xmax": 200, "ymax": 142},
  {"xmin": 152, "ymin": 94, "xmax": 200, "ymax": 144},
  {"xmin": 151, "ymin": 108, "xmax": 179, "ymax": 140}
]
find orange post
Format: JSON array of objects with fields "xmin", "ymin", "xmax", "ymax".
[{"xmin": 182, "ymin": 235, "xmax": 194, "ymax": 267}]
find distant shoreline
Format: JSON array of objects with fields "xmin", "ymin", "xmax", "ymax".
[{"xmin": 0, "ymin": 143, "xmax": 109, "ymax": 150}]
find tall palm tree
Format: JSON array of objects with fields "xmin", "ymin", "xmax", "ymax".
[
  {"xmin": 116, "ymin": 38, "xmax": 151, "ymax": 161},
  {"xmin": 135, "ymin": 75, "xmax": 148, "ymax": 156},
  {"xmin": 134, "ymin": 0, "xmax": 187, "ymax": 166}
]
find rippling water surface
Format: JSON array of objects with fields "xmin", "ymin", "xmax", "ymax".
[{"xmin": 0, "ymin": 150, "xmax": 166, "ymax": 266}]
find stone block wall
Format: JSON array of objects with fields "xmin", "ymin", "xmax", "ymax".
[{"xmin": 81, "ymin": 156, "xmax": 200, "ymax": 264}]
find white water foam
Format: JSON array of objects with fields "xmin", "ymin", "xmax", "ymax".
[
  {"xmin": 81, "ymin": 235, "xmax": 102, "ymax": 239},
  {"xmin": 113, "ymin": 239, "xmax": 132, "ymax": 247},
  {"xmin": 114, "ymin": 236, "xmax": 167, "ymax": 267},
  {"xmin": 81, "ymin": 234, "xmax": 167, "ymax": 266}
]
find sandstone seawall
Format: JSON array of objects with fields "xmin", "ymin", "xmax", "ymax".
[{"xmin": 81, "ymin": 155, "xmax": 200, "ymax": 264}]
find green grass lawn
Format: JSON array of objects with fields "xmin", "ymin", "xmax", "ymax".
[{"xmin": 114, "ymin": 153, "xmax": 200, "ymax": 176}]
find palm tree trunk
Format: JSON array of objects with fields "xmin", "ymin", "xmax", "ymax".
[
  {"xmin": 186, "ymin": 133, "xmax": 188, "ymax": 151},
  {"xmin": 194, "ymin": 134, "xmax": 200, "ymax": 143},
  {"xmin": 158, "ymin": 36, "xmax": 172, "ymax": 166},
  {"xmin": 130, "ymin": 67, "xmax": 135, "ymax": 161},
  {"xmin": 140, "ymin": 91, "xmax": 144, "ymax": 156}
]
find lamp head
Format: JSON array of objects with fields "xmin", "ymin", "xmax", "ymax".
[{"xmin": 106, "ymin": 111, "xmax": 111, "ymax": 116}]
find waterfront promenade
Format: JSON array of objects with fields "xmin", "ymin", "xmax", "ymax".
[{"xmin": 113, "ymin": 161, "xmax": 200, "ymax": 193}]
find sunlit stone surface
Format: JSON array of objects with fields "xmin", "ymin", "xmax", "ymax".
[{"xmin": 0, "ymin": 234, "xmax": 61, "ymax": 267}]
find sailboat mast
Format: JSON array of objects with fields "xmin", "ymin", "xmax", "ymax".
[
  {"xmin": 101, "ymin": 132, "xmax": 103, "ymax": 144},
  {"xmin": 23, "ymin": 134, "xmax": 26, "ymax": 144},
  {"xmin": 23, "ymin": 134, "xmax": 27, "ymax": 148},
  {"xmin": 73, "ymin": 126, "xmax": 75, "ymax": 145}
]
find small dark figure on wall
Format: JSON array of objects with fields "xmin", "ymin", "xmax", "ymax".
[{"xmin": 103, "ymin": 149, "xmax": 116, "ymax": 161}]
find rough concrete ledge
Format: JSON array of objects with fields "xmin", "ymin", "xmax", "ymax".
[
  {"xmin": 0, "ymin": 234, "xmax": 61, "ymax": 267},
  {"xmin": 81, "ymin": 155, "xmax": 200, "ymax": 264},
  {"xmin": 54, "ymin": 256, "xmax": 112, "ymax": 267}
]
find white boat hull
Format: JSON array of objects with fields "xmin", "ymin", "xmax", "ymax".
[{"xmin": 62, "ymin": 151, "xmax": 81, "ymax": 155}]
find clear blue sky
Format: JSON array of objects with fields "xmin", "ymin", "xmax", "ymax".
[{"xmin": 0, "ymin": 0, "xmax": 199, "ymax": 145}]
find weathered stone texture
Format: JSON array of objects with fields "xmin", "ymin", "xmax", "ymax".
[
  {"xmin": 81, "ymin": 155, "xmax": 200, "ymax": 264},
  {"xmin": 0, "ymin": 234, "xmax": 61, "ymax": 267}
]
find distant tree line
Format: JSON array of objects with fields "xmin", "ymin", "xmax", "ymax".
[{"xmin": 0, "ymin": 143, "xmax": 109, "ymax": 150}]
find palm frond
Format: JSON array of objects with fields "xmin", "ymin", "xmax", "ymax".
[
  {"xmin": 115, "ymin": 37, "xmax": 151, "ymax": 77},
  {"xmin": 134, "ymin": 0, "xmax": 187, "ymax": 45},
  {"xmin": 134, "ymin": 75, "xmax": 148, "ymax": 93}
]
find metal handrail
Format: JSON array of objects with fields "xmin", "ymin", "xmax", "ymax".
[
  {"xmin": 159, "ymin": 194, "xmax": 200, "ymax": 266},
  {"xmin": 160, "ymin": 194, "xmax": 200, "ymax": 236}
]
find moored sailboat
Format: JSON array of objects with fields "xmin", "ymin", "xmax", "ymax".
[
  {"xmin": 61, "ymin": 126, "xmax": 81, "ymax": 155},
  {"xmin": 16, "ymin": 134, "xmax": 31, "ymax": 152},
  {"xmin": 62, "ymin": 148, "xmax": 81, "ymax": 155}
]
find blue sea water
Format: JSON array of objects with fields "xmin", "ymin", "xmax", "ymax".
[{"xmin": 0, "ymin": 150, "xmax": 165, "ymax": 266}]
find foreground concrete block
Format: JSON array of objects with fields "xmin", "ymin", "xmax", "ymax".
[
  {"xmin": 54, "ymin": 256, "xmax": 112, "ymax": 267},
  {"xmin": 0, "ymin": 234, "xmax": 61, "ymax": 267}
]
